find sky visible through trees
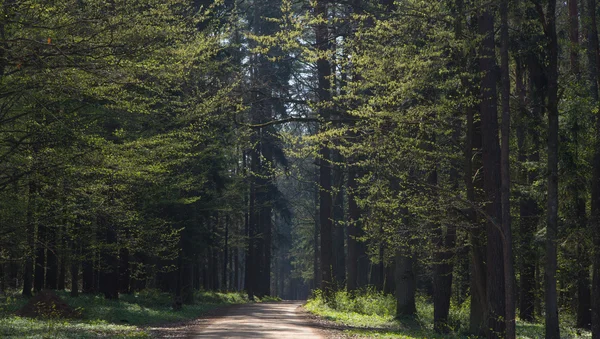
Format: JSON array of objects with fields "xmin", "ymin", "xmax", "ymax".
[{"xmin": 0, "ymin": 0, "xmax": 600, "ymax": 338}]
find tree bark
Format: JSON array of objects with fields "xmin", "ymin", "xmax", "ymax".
[
  {"xmin": 346, "ymin": 164, "xmax": 359, "ymax": 291},
  {"xmin": 70, "ymin": 237, "xmax": 79, "ymax": 297},
  {"xmin": 34, "ymin": 223, "xmax": 46, "ymax": 292},
  {"xmin": 82, "ymin": 247, "xmax": 95, "ymax": 294},
  {"xmin": 479, "ymin": 8, "xmax": 506, "ymax": 338},
  {"xmin": 499, "ymin": 0, "xmax": 515, "ymax": 336},
  {"xmin": 332, "ymin": 150, "xmax": 346, "ymax": 288},
  {"xmin": 119, "ymin": 247, "xmax": 130, "ymax": 294},
  {"xmin": 22, "ymin": 179, "xmax": 36, "ymax": 296},
  {"xmin": 100, "ymin": 215, "xmax": 119, "ymax": 300},
  {"xmin": 395, "ymin": 250, "xmax": 416, "ymax": 317},
  {"xmin": 587, "ymin": 0, "xmax": 600, "ymax": 334},
  {"xmin": 46, "ymin": 226, "xmax": 58, "ymax": 289},
  {"xmin": 544, "ymin": 0, "xmax": 560, "ymax": 337},
  {"xmin": 433, "ymin": 223, "xmax": 456, "ymax": 333},
  {"xmin": 569, "ymin": 0, "xmax": 580, "ymax": 74},
  {"xmin": 313, "ymin": 168, "xmax": 321, "ymax": 290},
  {"xmin": 467, "ymin": 88, "xmax": 487, "ymax": 337},
  {"xmin": 315, "ymin": 0, "xmax": 334, "ymax": 300}
]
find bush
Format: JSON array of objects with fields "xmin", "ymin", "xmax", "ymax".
[{"xmin": 311, "ymin": 288, "xmax": 395, "ymax": 317}]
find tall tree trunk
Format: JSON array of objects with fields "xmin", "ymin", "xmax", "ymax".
[
  {"xmin": 499, "ymin": 0, "xmax": 515, "ymax": 336},
  {"xmin": 313, "ymin": 168, "xmax": 321, "ymax": 290},
  {"xmin": 70, "ymin": 236, "xmax": 79, "ymax": 297},
  {"xmin": 467, "ymin": 92, "xmax": 487, "ymax": 337},
  {"xmin": 569, "ymin": 0, "xmax": 580, "ymax": 74},
  {"xmin": 100, "ymin": 216, "xmax": 119, "ymax": 300},
  {"xmin": 479, "ymin": 8, "xmax": 506, "ymax": 338},
  {"xmin": 57, "ymin": 231, "xmax": 66, "ymax": 290},
  {"xmin": 119, "ymin": 247, "xmax": 130, "ymax": 294},
  {"xmin": 576, "ymin": 198, "xmax": 592, "ymax": 329},
  {"xmin": 545, "ymin": 0, "xmax": 560, "ymax": 337},
  {"xmin": 259, "ymin": 177, "xmax": 272, "ymax": 297},
  {"xmin": 46, "ymin": 226, "xmax": 58, "ymax": 289},
  {"xmin": 433, "ymin": 223, "xmax": 456, "ymax": 333},
  {"xmin": 82, "ymin": 246, "xmax": 95, "ymax": 294},
  {"xmin": 384, "ymin": 261, "xmax": 395, "ymax": 294},
  {"xmin": 22, "ymin": 179, "xmax": 36, "ymax": 296},
  {"xmin": 395, "ymin": 250, "xmax": 416, "ymax": 317},
  {"xmin": 588, "ymin": 0, "xmax": 600, "ymax": 334},
  {"xmin": 461, "ymin": 2, "xmax": 486, "ymax": 334},
  {"xmin": 332, "ymin": 150, "xmax": 346, "ymax": 288},
  {"xmin": 34, "ymin": 223, "xmax": 46, "ymax": 292},
  {"xmin": 246, "ymin": 148, "xmax": 258, "ymax": 299},
  {"xmin": 346, "ymin": 164, "xmax": 359, "ymax": 291},
  {"xmin": 315, "ymin": 0, "xmax": 334, "ymax": 300},
  {"xmin": 517, "ymin": 56, "xmax": 542, "ymax": 322},
  {"xmin": 223, "ymin": 215, "xmax": 229, "ymax": 291}
]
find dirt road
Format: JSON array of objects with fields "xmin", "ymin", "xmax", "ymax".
[{"xmin": 192, "ymin": 301, "xmax": 325, "ymax": 338}]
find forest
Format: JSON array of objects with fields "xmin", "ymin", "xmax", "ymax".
[{"xmin": 0, "ymin": 0, "xmax": 599, "ymax": 338}]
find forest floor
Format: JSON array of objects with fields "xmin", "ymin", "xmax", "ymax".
[
  {"xmin": 304, "ymin": 291, "xmax": 593, "ymax": 339},
  {"xmin": 0, "ymin": 290, "xmax": 250, "ymax": 338}
]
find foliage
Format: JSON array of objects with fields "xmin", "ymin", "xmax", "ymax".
[{"xmin": 306, "ymin": 290, "xmax": 592, "ymax": 339}]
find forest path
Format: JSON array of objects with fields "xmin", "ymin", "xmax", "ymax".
[{"xmin": 192, "ymin": 301, "xmax": 326, "ymax": 338}]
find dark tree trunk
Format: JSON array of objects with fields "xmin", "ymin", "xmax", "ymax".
[
  {"xmin": 544, "ymin": 0, "xmax": 560, "ymax": 337},
  {"xmin": 82, "ymin": 249, "xmax": 95, "ymax": 294},
  {"xmin": 57, "ymin": 231, "xmax": 66, "ymax": 290},
  {"xmin": 57, "ymin": 258, "xmax": 66, "ymax": 291},
  {"xmin": 246, "ymin": 149, "xmax": 258, "ymax": 299},
  {"xmin": 462, "ymin": 4, "xmax": 486, "ymax": 334},
  {"xmin": 46, "ymin": 226, "xmax": 58, "ymax": 290},
  {"xmin": 569, "ymin": 0, "xmax": 580, "ymax": 74},
  {"xmin": 384, "ymin": 261, "xmax": 395, "ymax": 295},
  {"xmin": 259, "ymin": 186, "xmax": 272, "ymax": 297},
  {"xmin": 70, "ymin": 239, "xmax": 79, "ymax": 297},
  {"xmin": 223, "ymin": 215, "xmax": 229, "ymax": 291},
  {"xmin": 8, "ymin": 262, "xmax": 17, "ymax": 289},
  {"xmin": 467, "ymin": 111, "xmax": 487, "ymax": 336},
  {"xmin": 181, "ymin": 252, "xmax": 194, "ymax": 304},
  {"xmin": 313, "ymin": 169, "xmax": 321, "ymax": 290},
  {"xmin": 433, "ymin": 223, "xmax": 456, "ymax": 333},
  {"xmin": 34, "ymin": 223, "xmax": 46, "ymax": 292},
  {"xmin": 516, "ymin": 56, "xmax": 542, "ymax": 322},
  {"xmin": 211, "ymin": 246, "xmax": 219, "ymax": 290},
  {"xmin": 576, "ymin": 201, "xmax": 592, "ymax": 329},
  {"xmin": 588, "ymin": 0, "xmax": 600, "ymax": 335},
  {"xmin": 119, "ymin": 248, "xmax": 130, "ymax": 294},
  {"xmin": 499, "ymin": 0, "xmax": 515, "ymax": 336},
  {"xmin": 332, "ymin": 151, "xmax": 346, "ymax": 287},
  {"xmin": 100, "ymin": 216, "xmax": 119, "ymax": 300},
  {"xmin": 316, "ymin": 0, "xmax": 334, "ymax": 300},
  {"xmin": 346, "ymin": 164, "xmax": 363, "ymax": 291},
  {"xmin": 395, "ymin": 251, "xmax": 416, "ymax": 317},
  {"xmin": 23, "ymin": 180, "xmax": 36, "ymax": 296},
  {"xmin": 479, "ymin": 8, "xmax": 506, "ymax": 338},
  {"xmin": 234, "ymin": 247, "xmax": 239, "ymax": 291}
]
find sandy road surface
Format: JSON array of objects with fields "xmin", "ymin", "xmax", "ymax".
[{"xmin": 192, "ymin": 301, "xmax": 325, "ymax": 338}]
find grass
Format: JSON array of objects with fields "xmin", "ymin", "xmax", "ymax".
[
  {"xmin": 305, "ymin": 289, "xmax": 592, "ymax": 339},
  {"xmin": 0, "ymin": 289, "xmax": 250, "ymax": 338}
]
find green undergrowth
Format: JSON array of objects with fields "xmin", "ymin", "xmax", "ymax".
[
  {"xmin": 305, "ymin": 289, "xmax": 591, "ymax": 339},
  {"xmin": 256, "ymin": 295, "xmax": 283, "ymax": 302},
  {"xmin": 0, "ymin": 289, "xmax": 249, "ymax": 338}
]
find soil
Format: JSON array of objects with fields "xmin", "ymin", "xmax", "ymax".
[
  {"xmin": 149, "ymin": 301, "xmax": 343, "ymax": 338},
  {"xmin": 16, "ymin": 290, "xmax": 81, "ymax": 319}
]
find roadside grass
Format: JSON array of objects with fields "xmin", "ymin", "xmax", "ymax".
[
  {"xmin": 305, "ymin": 290, "xmax": 591, "ymax": 339},
  {"xmin": 0, "ymin": 289, "xmax": 249, "ymax": 338}
]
